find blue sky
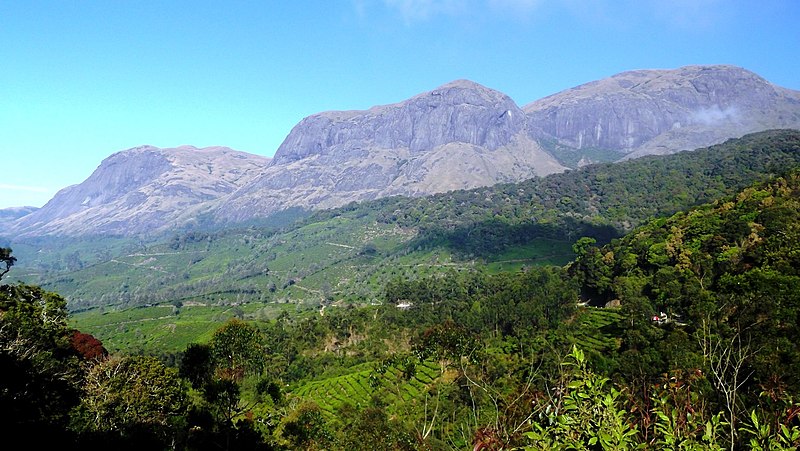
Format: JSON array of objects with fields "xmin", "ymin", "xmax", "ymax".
[{"xmin": 2, "ymin": 0, "xmax": 799, "ymax": 208}]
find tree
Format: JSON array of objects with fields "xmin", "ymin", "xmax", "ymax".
[
  {"xmin": 210, "ymin": 319, "xmax": 267, "ymax": 382},
  {"xmin": 699, "ymin": 322, "xmax": 755, "ymax": 450},
  {"xmin": 0, "ymin": 282, "xmax": 83, "ymax": 437},
  {"xmin": 276, "ymin": 402, "xmax": 332, "ymax": 450},
  {"xmin": 413, "ymin": 320, "xmax": 479, "ymax": 374},
  {"xmin": 337, "ymin": 406, "xmax": 414, "ymax": 451},
  {"xmin": 76, "ymin": 355, "xmax": 188, "ymax": 444},
  {"xmin": 524, "ymin": 346, "xmax": 640, "ymax": 450},
  {"xmin": 0, "ymin": 247, "xmax": 15, "ymax": 281},
  {"xmin": 179, "ymin": 343, "xmax": 215, "ymax": 389},
  {"xmin": 70, "ymin": 330, "xmax": 108, "ymax": 361}
]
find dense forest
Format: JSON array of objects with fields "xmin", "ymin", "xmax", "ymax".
[{"xmin": 2, "ymin": 132, "xmax": 800, "ymax": 449}]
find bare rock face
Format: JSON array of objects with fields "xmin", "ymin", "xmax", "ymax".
[
  {"xmin": 12, "ymin": 146, "xmax": 270, "ymax": 236},
  {"xmin": 217, "ymin": 80, "xmax": 566, "ymax": 222},
  {"xmin": 273, "ymin": 80, "xmax": 528, "ymax": 164},
  {"xmin": 524, "ymin": 65, "xmax": 800, "ymax": 158}
]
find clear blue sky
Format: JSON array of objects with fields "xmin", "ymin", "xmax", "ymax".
[{"xmin": 2, "ymin": 0, "xmax": 799, "ymax": 208}]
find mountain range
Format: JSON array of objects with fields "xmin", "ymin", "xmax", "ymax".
[{"xmin": 7, "ymin": 64, "xmax": 800, "ymax": 238}]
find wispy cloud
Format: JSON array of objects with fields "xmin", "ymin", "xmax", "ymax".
[
  {"xmin": 488, "ymin": 0, "xmax": 543, "ymax": 15},
  {"xmin": 648, "ymin": 0, "xmax": 729, "ymax": 30},
  {"xmin": 0, "ymin": 184, "xmax": 50, "ymax": 193},
  {"xmin": 381, "ymin": 0, "xmax": 469, "ymax": 22},
  {"xmin": 690, "ymin": 105, "xmax": 740, "ymax": 125},
  {"xmin": 368, "ymin": 0, "xmax": 731, "ymax": 29}
]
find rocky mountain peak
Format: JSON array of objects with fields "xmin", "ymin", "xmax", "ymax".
[
  {"xmin": 12, "ymin": 145, "xmax": 270, "ymax": 237},
  {"xmin": 271, "ymin": 79, "xmax": 527, "ymax": 165},
  {"xmin": 525, "ymin": 65, "xmax": 800, "ymax": 156}
]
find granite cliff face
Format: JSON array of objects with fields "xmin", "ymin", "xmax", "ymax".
[
  {"xmin": 273, "ymin": 80, "xmax": 527, "ymax": 163},
  {"xmin": 216, "ymin": 80, "xmax": 565, "ymax": 223},
  {"xmin": 12, "ymin": 146, "xmax": 270, "ymax": 236},
  {"xmin": 524, "ymin": 65, "xmax": 800, "ymax": 159}
]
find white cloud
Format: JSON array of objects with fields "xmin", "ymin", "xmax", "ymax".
[
  {"xmin": 690, "ymin": 105, "xmax": 740, "ymax": 125},
  {"xmin": 648, "ymin": 0, "xmax": 728, "ymax": 30},
  {"xmin": 488, "ymin": 0, "xmax": 543, "ymax": 14},
  {"xmin": 366, "ymin": 0, "xmax": 729, "ymax": 28},
  {"xmin": 382, "ymin": 0, "xmax": 469, "ymax": 21}
]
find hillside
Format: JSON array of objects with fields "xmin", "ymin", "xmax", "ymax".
[
  {"xmin": 10, "ymin": 129, "xmax": 800, "ymax": 314},
  {"xmin": 11, "ymin": 145, "xmax": 271, "ymax": 237},
  {"xmin": 214, "ymin": 79, "xmax": 566, "ymax": 224},
  {"xmin": 567, "ymin": 166, "xmax": 800, "ymax": 398},
  {"xmin": 0, "ymin": 206, "xmax": 37, "ymax": 235},
  {"xmin": 51, "ymin": 161, "xmax": 800, "ymax": 449}
]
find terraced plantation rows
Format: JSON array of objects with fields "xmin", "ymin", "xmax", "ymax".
[
  {"xmin": 570, "ymin": 307, "xmax": 623, "ymax": 355},
  {"xmin": 294, "ymin": 360, "xmax": 441, "ymax": 419}
]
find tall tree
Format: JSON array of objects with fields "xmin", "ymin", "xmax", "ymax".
[
  {"xmin": 0, "ymin": 247, "xmax": 16, "ymax": 280},
  {"xmin": 0, "ymin": 282, "xmax": 83, "ymax": 440},
  {"xmin": 210, "ymin": 319, "xmax": 267, "ymax": 382}
]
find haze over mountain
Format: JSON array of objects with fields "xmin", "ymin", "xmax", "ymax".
[
  {"xmin": 0, "ymin": 206, "xmax": 38, "ymax": 235},
  {"xmin": 7, "ymin": 65, "xmax": 800, "ymax": 238}
]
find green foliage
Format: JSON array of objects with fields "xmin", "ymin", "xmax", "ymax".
[
  {"xmin": 0, "ymin": 281, "xmax": 84, "ymax": 436},
  {"xmin": 275, "ymin": 402, "xmax": 333, "ymax": 450},
  {"xmin": 336, "ymin": 406, "xmax": 416, "ymax": 450},
  {"xmin": 385, "ymin": 265, "xmax": 578, "ymax": 340},
  {"xmin": 70, "ymin": 301, "xmax": 293, "ymax": 354},
  {"xmin": 4, "ymin": 130, "xmax": 800, "ymax": 447},
  {"xmin": 12, "ymin": 130, "xmax": 800, "ymax": 321},
  {"xmin": 0, "ymin": 246, "xmax": 16, "ymax": 280},
  {"xmin": 741, "ymin": 407, "xmax": 800, "ymax": 450},
  {"xmin": 179, "ymin": 342, "xmax": 214, "ymax": 388},
  {"xmin": 76, "ymin": 355, "xmax": 188, "ymax": 435},
  {"xmin": 648, "ymin": 370, "xmax": 725, "ymax": 450},
  {"xmin": 210, "ymin": 319, "xmax": 267, "ymax": 381},
  {"xmin": 412, "ymin": 320, "xmax": 479, "ymax": 370},
  {"xmin": 524, "ymin": 346, "xmax": 640, "ymax": 450},
  {"xmin": 523, "ymin": 347, "xmax": 736, "ymax": 450},
  {"xmin": 570, "ymin": 170, "xmax": 800, "ymax": 398}
]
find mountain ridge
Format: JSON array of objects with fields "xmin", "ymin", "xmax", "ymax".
[
  {"xmin": 8, "ymin": 65, "xmax": 800, "ymax": 237},
  {"xmin": 12, "ymin": 146, "xmax": 270, "ymax": 237},
  {"xmin": 525, "ymin": 65, "xmax": 800, "ymax": 158}
]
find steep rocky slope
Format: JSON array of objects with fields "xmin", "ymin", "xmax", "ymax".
[
  {"xmin": 525, "ymin": 65, "xmax": 800, "ymax": 160},
  {"xmin": 12, "ymin": 146, "xmax": 270, "ymax": 236},
  {"xmin": 216, "ymin": 80, "xmax": 565, "ymax": 223}
]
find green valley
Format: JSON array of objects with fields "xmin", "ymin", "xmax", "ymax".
[{"xmin": 2, "ymin": 130, "xmax": 800, "ymax": 449}]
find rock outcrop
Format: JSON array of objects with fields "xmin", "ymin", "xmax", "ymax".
[
  {"xmin": 524, "ymin": 65, "xmax": 800, "ymax": 159},
  {"xmin": 216, "ymin": 80, "xmax": 565, "ymax": 223},
  {"xmin": 12, "ymin": 146, "xmax": 270, "ymax": 236}
]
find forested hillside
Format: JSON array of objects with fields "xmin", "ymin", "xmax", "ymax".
[
  {"xmin": 12, "ymin": 129, "xmax": 800, "ymax": 320},
  {"xmin": 365, "ymin": 128, "xmax": 800, "ymax": 256},
  {"xmin": 2, "ymin": 153, "xmax": 800, "ymax": 449}
]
